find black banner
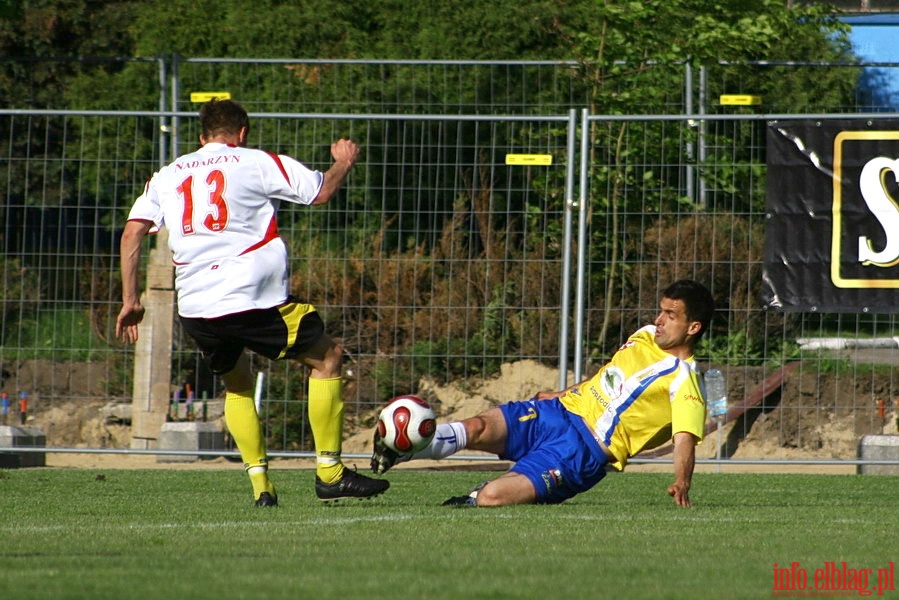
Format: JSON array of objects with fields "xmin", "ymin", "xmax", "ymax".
[{"xmin": 763, "ymin": 120, "xmax": 899, "ymax": 312}]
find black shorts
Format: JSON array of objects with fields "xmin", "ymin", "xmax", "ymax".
[{"xmin": 179, "ymin": 298, "xmax": 325, "ymax": 375}]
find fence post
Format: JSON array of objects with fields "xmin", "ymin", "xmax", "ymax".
[
  {"xmin": 558, "ymin": 109, "xmax": 578, "ymax": 390},
  {"xmin": 130, "ymin": 230, "xmax": 175, "ymax": 450}
]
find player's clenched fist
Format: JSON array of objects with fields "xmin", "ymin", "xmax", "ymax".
[{"xmin": 331, "ymin": 138, "xmax": 359, "ymax": 165}]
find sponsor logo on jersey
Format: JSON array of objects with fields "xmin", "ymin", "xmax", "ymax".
[
  {"xmin": 600, "ymin": 366, "xmax": 626, "ymax": 401},
  {"xmin": 541, "ymin": 468, "xmax": 563, "ymax": 493},
  {"xmin": 683, "ymin": 393, "xmax": 702, "ymax": 404}
]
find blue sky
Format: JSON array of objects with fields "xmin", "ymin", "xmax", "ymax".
[
  {"xmin": 843, "ymin": 14, "xmax": 899, "ymax": 106},
  {"xmin": 845, "ymin": 15, "xmax": 899, "ymax": 64}
]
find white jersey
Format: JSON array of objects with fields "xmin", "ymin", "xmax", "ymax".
[{"xmin": 127, "ymin": 142, "xmax": 324, "ymax": 318}]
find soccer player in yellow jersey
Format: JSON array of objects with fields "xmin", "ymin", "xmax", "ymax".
[{"xmin": 372, "ymin": 279, "xmax": 714, "ymax": 508}]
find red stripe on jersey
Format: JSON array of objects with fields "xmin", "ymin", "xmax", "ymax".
[
  {"xmin": 264, "ymin": 151, "xmax": 292, "ymax": 185},
  {"xmin": 239, "ymin": 215, "xmax": 279, "ymax": 256}
]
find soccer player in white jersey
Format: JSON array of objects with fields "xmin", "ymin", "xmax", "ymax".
[
  {"xmin": 116, "ymin": 99, "xmax": 389, "ymax": 506},
  {"xmin": 372, "ymin": 279, "xmax": 715, "ymax": 508}
]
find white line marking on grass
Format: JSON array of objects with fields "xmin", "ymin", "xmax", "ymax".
[
  {"xmin": 0, "ymin": 514, "xmax": 417, "ymax": 535},
  {"xmin": 301, "ymin": 514, "xmax": 415, "ymax": 527},
  {"xmin": 0, "ymin": 524, "xmax": 73, "ymax": 534},
  {"xmin": 541, "ymin": 513, "xmax": 877, "ymax": 526}
]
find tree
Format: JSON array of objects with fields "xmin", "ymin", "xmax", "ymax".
[
  {"xmin": 553, "ymin": 0, "xmax": 856, "ymax": 354},
  {"xmin": 0, "ymin": 0, "xmax": 866, "ymax": 387}
]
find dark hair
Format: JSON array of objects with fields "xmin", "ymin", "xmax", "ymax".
[
  {"xmin": 199, "ymin": 99, "xmax": 249, "ymax": 140},
  {"xmin": 661, "ymin": 279, "xmax": 715, "ymax": 341}
]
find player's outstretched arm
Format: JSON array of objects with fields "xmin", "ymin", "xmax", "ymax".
[
  {"xmin": 312, "ymin": 138, "xmax": 359, "ymax": 205},
  {"xmin": 115, "ymin": 219, "xmax": 152, "ymax": 344},
  {"xmin": 667, "ymin": 431, "xmax": 698, "ymax": 508}
]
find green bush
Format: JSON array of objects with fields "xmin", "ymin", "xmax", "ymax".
[{"xmin": 10, "ymin": 307, "xmax": 107, "ymax": 361}]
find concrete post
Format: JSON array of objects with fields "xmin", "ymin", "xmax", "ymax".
[
  {"xmin": 858, "ymin": 435, "xmax": 899, "ymax": 475},
  {"xmin": 0, "ymin": 425, "xmax": 46, "ymax": 467},
  {"xmin": 130, "ymin": 229, "xmax": 175, "ymax": 450}
]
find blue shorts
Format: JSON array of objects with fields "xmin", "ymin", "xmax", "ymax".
[{"xmin": 499, "ymin": 399, "xmax": 609, "ymax": 504}]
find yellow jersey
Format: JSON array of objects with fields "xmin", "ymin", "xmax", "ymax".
[{"xmin": 558, "ymin": 325, "xmax": 706, "ymax": 470}]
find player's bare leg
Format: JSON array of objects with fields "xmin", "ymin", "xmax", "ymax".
[
  {"xmin": 471, "ymin": 472, "xmax": 537, "ymax": 506},
  {"xmin": 460, "ymin": 407, "xmax": 508, "ymax": 454},
  {"xmin": 440, "ymin": 408, "xmax": 538, "ymax": 506}
]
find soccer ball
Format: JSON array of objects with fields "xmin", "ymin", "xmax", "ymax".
[{"xmin": 377, "ymin": 395, "xmax": 437, "ymax": 454}]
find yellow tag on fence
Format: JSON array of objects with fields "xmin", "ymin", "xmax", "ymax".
[
  {"xmin": 719, "ymin": 95, "xmax": 761, "ymax": 106},
  {"xmin": 505, "ymin": 154, "xmax": 553, "ymax": 165},
  {"xmin": 189, "ymin": 91, "xmax": 232, "ymax": 103}
]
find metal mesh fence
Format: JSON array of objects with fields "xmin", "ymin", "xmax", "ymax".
[
  {"xmin": 1, "ymin": 58, "xmax": 898, "ymax": 464},
  {"xmin": 173, "ymin": 58, "xmax": 593, "ymax": 114}
]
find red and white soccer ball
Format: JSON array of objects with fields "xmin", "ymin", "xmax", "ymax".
[{"xmin": 377, "ymin": 395, "xmax": 437, "ymax": 454}]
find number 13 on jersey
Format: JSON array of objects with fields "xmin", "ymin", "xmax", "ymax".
[{"xmin": 178, "ymin": 169, "xmax": 229, "ymax": 235}]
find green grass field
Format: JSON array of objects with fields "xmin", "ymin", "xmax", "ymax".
[{"xmin": 0, "ymin": 468, "xmax": 896, "ymax": 599}]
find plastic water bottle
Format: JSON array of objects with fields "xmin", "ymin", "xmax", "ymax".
[{"xmin": 704, "ymin": 368, "xmax": 728, "ymax": 420}]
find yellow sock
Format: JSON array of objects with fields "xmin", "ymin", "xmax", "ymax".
[
  {"xmin": 225, "ymin": 390, "xmax": 274, "ymax": 498},
  {"xmin": 247, "ymin": 466, "xmax": 275, "ymax": 500},
  {"xmin": 308, "ymin": 377, "xmax": 345, "ymax": 484}
]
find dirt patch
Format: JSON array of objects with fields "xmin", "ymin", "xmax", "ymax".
[
  {"xmin": 37, "ymin": 401, "xmax": 131, "ymax": 448},
  {"xmin": 708, "ymin": 364, "xmax": 896, "ymax": 461}
]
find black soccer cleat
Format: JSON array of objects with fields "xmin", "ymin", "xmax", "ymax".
[
  {"xmin": 441, "ymin": 481, "xmax": 486, "ymax": 507},
  {"xmin": 315, "ymin": 468, "xmax": 390, "ymax": 502},
  {"xmin": 254, "ymin": 491, "xmax": 278, "ymax": 507},
  {"xmin": 441, "ymin": 494, "xmax": 477, "ymax": 507},
  {"xmin": 370, "ymin": 429, "xmax": 411, "ymax": 475}
]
